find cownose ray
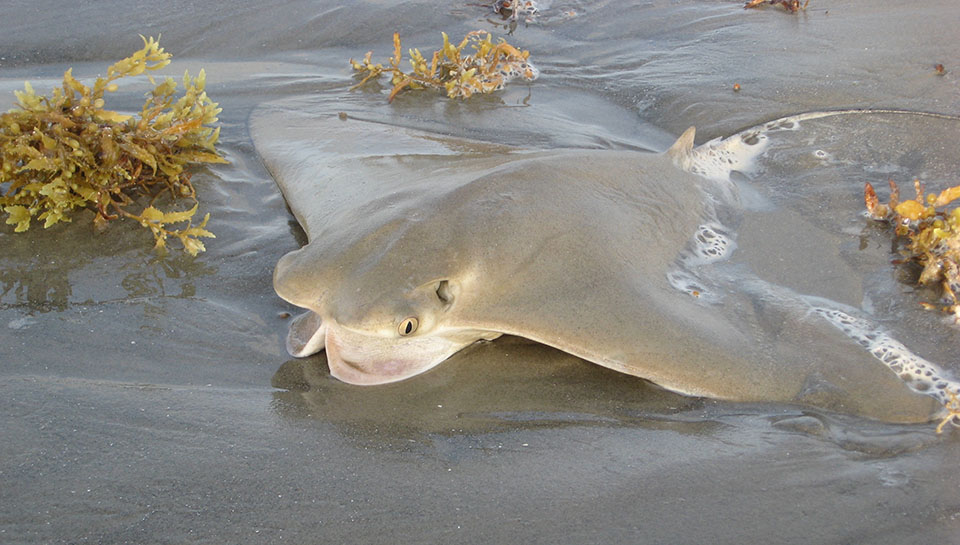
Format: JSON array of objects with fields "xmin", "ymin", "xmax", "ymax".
[{"xmin": 251, "ymin": 102, "xmax": 960, "ymax": 424}]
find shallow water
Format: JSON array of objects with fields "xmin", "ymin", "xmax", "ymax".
[{"xmin": 2, "ymin": 1, "xmax": 959, "ymax": 543}]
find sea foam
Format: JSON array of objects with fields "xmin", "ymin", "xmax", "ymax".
[{"xmin": 671, "ymin": 111, "xmax": 960, "ymax": 423}]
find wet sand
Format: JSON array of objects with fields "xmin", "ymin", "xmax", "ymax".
[{"xmin": 2, "ymin": 1, "xmax": 960, "ymax": 543}]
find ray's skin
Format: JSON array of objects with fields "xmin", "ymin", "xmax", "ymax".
[{"xmin": 253, "ymin": 104, "xmax": 954, "ymax": 423}]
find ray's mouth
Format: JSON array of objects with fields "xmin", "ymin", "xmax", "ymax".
[
  {"xmin": 323, "ymin": 326, "xmax": 412, "ymax": 384},
  {"xmin": 311, "ymin": 318, "xmax": 494, "ymax": 386}
]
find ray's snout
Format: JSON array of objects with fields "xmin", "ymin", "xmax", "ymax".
[{"xmin": 273, "ymin": 247, "xmax": 315, "ymax": 306}]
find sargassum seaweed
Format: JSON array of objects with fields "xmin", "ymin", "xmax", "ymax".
[
  {"xmin": 865, "ymin": 179, "xmax": 960, "ymax": 322},
  {"xmin": 744, "ymin": 0, "xmax": 810, "ymax": 12},
  {"xmin": 350, "ymin": 31, "xmax": 539, "ymax": 102},
  {"xmin": 0, "ymin": 36, "xmax": 227, "ymax": 255}
]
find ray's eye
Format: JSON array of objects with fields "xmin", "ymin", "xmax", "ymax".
[{"xmin": 398, "ymin": 317, "xmax": 419, "ymax": 336}]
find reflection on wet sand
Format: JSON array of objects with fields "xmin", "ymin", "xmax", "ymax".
[
  {"xmin": 270, "ymin": 335, "xmax": 943, "ymax": 457},
  {"xmin": 0, "ymin": 228, "xmax": 215, "ymax": 314},
  {"xmin": 272, "ymin": 336, "xmax": 707, "ymax": 436}
]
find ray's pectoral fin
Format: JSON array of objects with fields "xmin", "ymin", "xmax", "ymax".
[
  {"xmin": 250, "ymin": 100, "xmax": 519, "ymax": 244},
  {"xmin": 286, "ymin": 310, "xmax": 326, "ymax": 357}
]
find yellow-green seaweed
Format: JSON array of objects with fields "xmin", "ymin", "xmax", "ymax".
[
  {"xmin": 936, "ymin": 391, "xmax": 960, "ymax": 433},
  {"xmin": 350, "ymin": 31, "xmax": 538, "ymax": 102},
  {"xmin": 865, "ymin": 179, "xmax": 960, "ymax": 322},
  {"xmin": 0, "ymin": 36, "xmax": 227, "ymax": 255}
]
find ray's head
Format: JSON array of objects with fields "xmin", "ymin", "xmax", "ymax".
[{"xmin": 273, "ymin": 227, "xmax": 497, "ymax": 385}]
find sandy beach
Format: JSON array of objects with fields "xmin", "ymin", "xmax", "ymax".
[{"xmin": 2, "ymin": 1, "xmax": 959, "ymax": 543}]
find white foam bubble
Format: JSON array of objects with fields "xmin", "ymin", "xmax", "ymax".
[
  {"xmin": 682, "ymin": 109, "xmax": 960, "ymax": 185},
  {"xmin": 682, "ymin": 131, "xmax": 770, "ymax": 183},
  {"xmin": 666, "ymin": 268, "xmax": 715, "ymax": 302},
  {"xmin": 666, "ymin": 216, "xmax": 736, "ymax": 302},
  {"xmin": 666, "ymin": 214, "xmax": 736, "ymax": 302},
  {"xmin": 811, "ymin": 306, "xmax": 960, "ymax": 406},
  {"xmin": 690, "ymin": 223, "xmax": 735, "ymax": 263},
  {"xmin": 719, "ymin": 275, "xmax": 960, "ymax": 425}
]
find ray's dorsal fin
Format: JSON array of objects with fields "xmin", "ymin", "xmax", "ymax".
[{"xmin": 666, "ymin": 126, "xmax": 696, "ymax": 162}]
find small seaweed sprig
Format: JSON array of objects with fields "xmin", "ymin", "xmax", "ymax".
[
  {"xmin": 0, "ymin": 36, "xmax": 227, "ymax": 255},
  {"xmin": 865, "ymin": 179, "xmax": 960, "ymax": 321},
  {"xmin": 745, "ymin": 0, "xmax": 809, "ymax": 12},
  {"xmin": 492, "ymin": 0, "xmax": 541, "ymax": 22},
  {"xmin": 350, "ymin": 31, "xmax": 538, "ymax": 102},
  {"xmin": 936, "ymin": 391, "xmax": 960, "ymax": 433}
]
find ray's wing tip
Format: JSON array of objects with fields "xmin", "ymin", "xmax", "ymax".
[{"xmin": 666, "ymin": 126, "xmax": 697, "ymax": 159}]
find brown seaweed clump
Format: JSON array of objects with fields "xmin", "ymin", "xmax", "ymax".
[
  {"xmin": 350, "ymin": 31, "xmax": 538, "ymax": 102},
  {"xmin": 745, "ymin": 0, "xmax": 809, "ymax": 12},
  {"xmin": 492, "ymin": 0, "xmax": 541, "ymax": 22},
  {"xmin": 0, "ymin": 36, "xmax": 227, "ymax": 255},
  {"xmin": 865, "ymin": 179, "xmax": 960, "ymax": 322}
]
